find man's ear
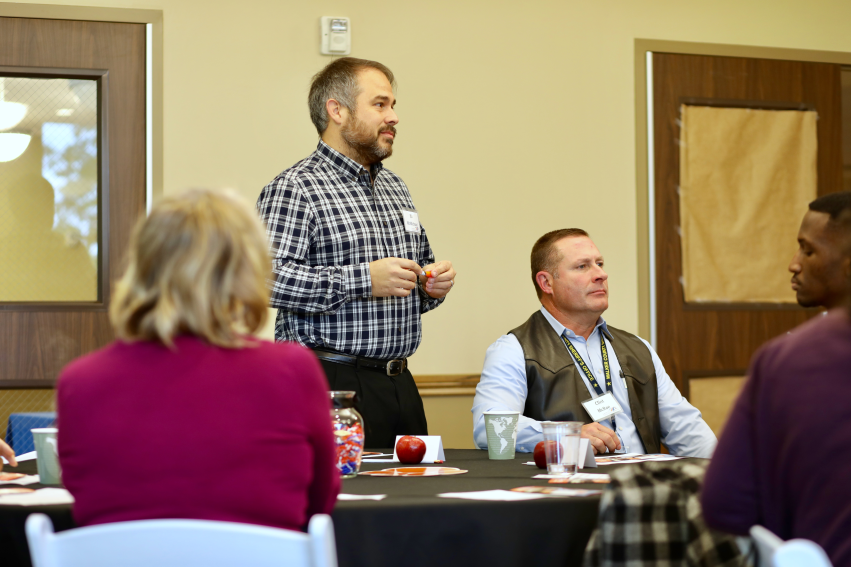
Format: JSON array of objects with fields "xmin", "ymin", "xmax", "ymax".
[
  {"xmin": 326, "ymin": 99, "xmax": 345, "ymax": 127},
  {"xmin": 535, "ymin": 271, "xmax": 554, "ymax": 296}
]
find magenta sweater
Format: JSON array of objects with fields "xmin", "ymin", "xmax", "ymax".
[
  {"xmin": 57, "ymin": 336, "xmax": 340, "ymax": 531},
  {"xmin": 702, "ymin": 311, "xmax": 851, "ymax": 566}
]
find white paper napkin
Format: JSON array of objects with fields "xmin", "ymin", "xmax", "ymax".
[
  {"xmin": 337, "ymin": 493, "xmax": 387, "ymax": 501},
  {"xmin": 532, "ymin": 473, "xmax": 611, "ymax": 481},
  {"xmin": 0, "ymin": 474, "xmax": 40, "ymax": 486},
  {"xmin": 0, "ymin": 488, "xmax": 75, "ymax": 506},
  {"xmin": 437, "ymin": 490, "xmax": 549, "ymax": 501},
  {"xmin": 2, "ymin": 451, "xmax": 37, "ymax": 465}
]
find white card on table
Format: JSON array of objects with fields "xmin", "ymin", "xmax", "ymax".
[
  {"xmin": 401, "ymin": 209, "xmax": 420, "ymax": 233},
  {"xmin": 578, "ymin": 438, "xmax": 597, "ymax": 469},
  {"xmin": 581, "ymin": 392, "xmax": 624, "ymax": 423},
  {"xmin": 392, "ymin": 435, "xmax": 445, "ymax": 463}
]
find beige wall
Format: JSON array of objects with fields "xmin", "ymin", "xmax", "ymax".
[
  {"xmin": 422, "ymin": 395, "xmax": 476, "ymax": 449},
  {"xmin": 6, "ymin": 0, "xmax": 851, "ymax": 377}
]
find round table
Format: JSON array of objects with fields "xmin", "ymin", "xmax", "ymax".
[{"xmin": 0, "ymin": 449, "xmax": 678, "ymax": 567}]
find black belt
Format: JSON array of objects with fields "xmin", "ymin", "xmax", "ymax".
[{"xmin": 312, "ymin": 349, "xmax": 408, "ymax": 377}]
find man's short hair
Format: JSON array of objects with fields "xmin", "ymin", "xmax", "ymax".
[
  {"xmin": 308, "ymin": 57, "xmax": 395, "ymax": 135},
  {"xmin": 810, "ymin": 191, "xmax": 851, "ymax": 253},
  {"xmin": 809, "ymin": 191, "xmax": 851, "ymax": 222},
  {"xmin": 530, "ymin": 228, "xmax": 589, "ymax": 299}
]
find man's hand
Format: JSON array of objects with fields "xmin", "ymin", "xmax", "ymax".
[
  {"xmin": 0, "ymin": 439, "xmax": 17, "ymax": 470},
  {"xmin": 369, "ymin": 257, "xmax": 422, "ymax": 297},
  {"xmin": 581, "ymin": 422, "xmax": 621, "ymax": 455},
  {"xmin": 420, "ymin": 260, "xmax": 456, "ymax": 299}
]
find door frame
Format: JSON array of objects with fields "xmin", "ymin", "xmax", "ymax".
[
  {"xmin": 0, "ymin": 64, "xmax": 111, "ymax": 311},
  {"xmin": 0, "ymin": 4, "xmax": 162, "ymax": 387},
  {"xmin": 0, "ymin": 2, "xmax": 163, "ymax": 213},
  {"xmin": 634, "ymin": 38, "xmax": 851, "ymax": 347}
]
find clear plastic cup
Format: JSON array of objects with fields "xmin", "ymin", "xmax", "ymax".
[{"xmin": 541, "ymin": 421, "xmax": 583, "ymax": 475}]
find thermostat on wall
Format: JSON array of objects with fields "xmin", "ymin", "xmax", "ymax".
[{"xmin": 321, "ymin": 17, "xmax": 351, "ymax": 55}]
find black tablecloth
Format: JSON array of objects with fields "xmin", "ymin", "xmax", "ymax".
[
  {"xmin": 0, "ymin": 459, "xmax": 75, "ymax": 567},
  {"xmin": 335, "ymin": 449, "xmax": 602, "ymax": 567},
  {"xmin": 0, "ymin": 450, "xmax": 645, "ymax": 567}
]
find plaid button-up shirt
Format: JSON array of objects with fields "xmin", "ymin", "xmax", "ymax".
[
  {"xmin": 584, "ymin": 461, "xmax": 745, "ymax": 567},
  {"xmin": 257, "ymin": 141, "xmax": 444, "ymax": 359}
]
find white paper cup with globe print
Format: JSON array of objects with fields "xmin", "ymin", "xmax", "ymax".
[
  {"xmin": 31, "ymin": 428, "xmax": 62, "ymax": 485},
  {"xmin": 483, "ymin": 411, "xmax": 521, "ymax": 460},
  {"xmin": 541, "ymin": 421, "xmax": 583, "ymax": 475}
]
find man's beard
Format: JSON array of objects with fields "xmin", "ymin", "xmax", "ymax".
[{"xmin": 340, "ymin": 112, "xmax": 395, "ymax": 165}]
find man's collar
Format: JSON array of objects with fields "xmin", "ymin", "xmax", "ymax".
[
  {"xmin": 539, "ymin": 305, "xmax": 611, "ymax": 340},
  {"xmin": 316, "ymin": 140, "xmax": 384, "ymax": 179}
]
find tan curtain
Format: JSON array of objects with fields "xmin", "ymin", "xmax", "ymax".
[{"xmin": 679, "ymin": 105, "xmax": 817, "ymax": 303}]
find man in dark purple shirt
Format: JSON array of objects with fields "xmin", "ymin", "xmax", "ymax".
[
  {"xmin": 701, "ymin": 311, "xmax": 851, "ymax": 566},
  {"xmin": 702, "ymin": 193, "xmax": 851, "ymax": 565}
]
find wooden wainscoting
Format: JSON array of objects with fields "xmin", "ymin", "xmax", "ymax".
[{"xmin": 414, "ymin": 374, "xmax": 480, "ymax": 397}]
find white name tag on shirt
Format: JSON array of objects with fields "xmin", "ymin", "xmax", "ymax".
[
  {"xmin": 401, "ymin": 209, "xmax": 420, "ymax": 233},
  {"xmin": 581, "ymin": 392, "xmax": 624, "ymax": 423}
]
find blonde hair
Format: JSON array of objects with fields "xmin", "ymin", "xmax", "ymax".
[{"xmin": 110, "ymin": 189, "xmax": 270, "ymax": 348}]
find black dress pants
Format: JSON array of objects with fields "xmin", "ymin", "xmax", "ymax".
[{"xmin": 319, "ymin": 359, "xmax": 428, "ymax": 449}]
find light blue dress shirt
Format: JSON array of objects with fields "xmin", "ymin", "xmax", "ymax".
[{"xmin": 471, "ymin": 307, "xmax": 716, "ymax": 456}]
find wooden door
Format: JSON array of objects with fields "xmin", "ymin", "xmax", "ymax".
[
  {"xmin": 652, "ymin": 53, "xmax": 840, "ymax": 399},
  {"xmin": 0, "ymin": 17, "xmax": 146, "ymax": 385}
]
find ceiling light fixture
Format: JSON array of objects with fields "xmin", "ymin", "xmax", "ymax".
[{"xmin": 0, "ymin": 132, "xmax": 31, "ymax": 162}]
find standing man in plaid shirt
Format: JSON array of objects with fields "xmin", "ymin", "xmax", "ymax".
[{"xmin": 257, "ymin": 58, "xmax": 455, "ymax": 448}]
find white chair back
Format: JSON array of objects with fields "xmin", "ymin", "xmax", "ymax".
[
  {"xmin": 749, "ymin": 525, "xmax": 832, "ymax": 567},
  {"xmin": 750, "ymin": 525, "xmax": 783, "ymax": 567},
  {"xmin": 25, "ymin": 513, "xmax": 338, "ymax": 567},
  {"xmin": 773, "ymin": 540, "xmax": 833, "ymax": 567}
]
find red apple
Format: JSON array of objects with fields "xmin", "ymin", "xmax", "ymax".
[
  {"xmin": 396, "ymin": 435, "xmax": 427, "ymax": 464},
  {"xmin": 534, "ymin": 440, "xmax": 560, "ymax": 469},
  {"xmin": 533, "ymin": 441, "xmax": 547, "ymax": 469}
]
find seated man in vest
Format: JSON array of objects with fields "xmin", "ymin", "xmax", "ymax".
[{"xmin": 472, "ymin": 228, "xmax": 716, "ymax": 456}]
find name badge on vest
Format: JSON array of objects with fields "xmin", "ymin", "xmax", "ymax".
[
  {"xmin": 401, "ymin": 209, "xmax": 420, "ymax": 234},
  {"xmin": 581, "ymin": 392, "xmax": 624, "ymax": 423}
]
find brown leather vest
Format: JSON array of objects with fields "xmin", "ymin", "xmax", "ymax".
[{"xmin": 509, "ymin": 311, "xmax": 662, "ymax": 454}]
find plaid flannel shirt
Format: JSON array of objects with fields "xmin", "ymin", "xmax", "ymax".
[
  {"xmin": 584, "ymin": 460, "xmax": 745, "ymax": 567},
  {"xmin": 256, "ymin": 141, "xmax": 444, "ymax": 359}
]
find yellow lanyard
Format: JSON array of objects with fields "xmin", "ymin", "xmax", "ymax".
[{"xmin": 561, "ymin": 333, "xmax": 612, "ymax": 396}]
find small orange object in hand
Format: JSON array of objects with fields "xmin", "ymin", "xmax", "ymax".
[{"xmin": 425, "ymin": 270, "xmax": 433, "ymax": 277}]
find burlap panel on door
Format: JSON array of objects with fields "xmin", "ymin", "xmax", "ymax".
[{"xmin": 679, "ymin": 105, "xmax": 816, "ymax": 303}]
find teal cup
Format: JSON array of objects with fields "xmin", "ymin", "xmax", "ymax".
[
  {"xmin": 483, "ymin": 411, "xmax": 520, "ymax": 460},
  {"xmin": 31, "ymin": 428, "xmax": 61, "ymax": 485}
]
